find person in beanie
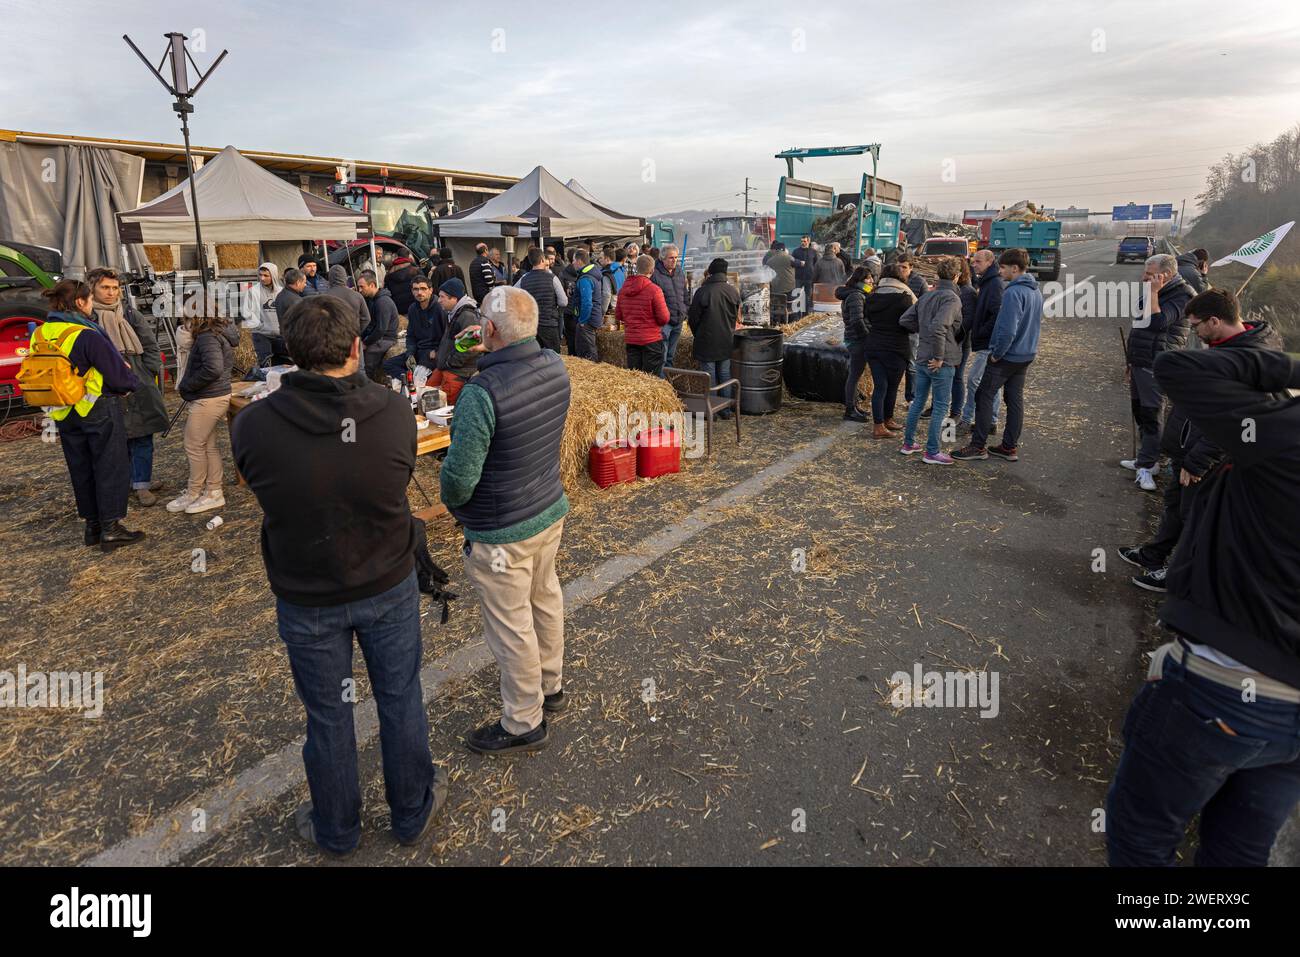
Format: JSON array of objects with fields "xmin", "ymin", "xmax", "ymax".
[
  {"xmin": 616, "ymin": 254, "xmax": 670, "ymax": 375},
  {"xmin": 650, "ymin": 244, "xmax": 688, "ymax": 374},
  {"xmin": 384, "ymin": 255, "xmax": 422, "ymax": 316},
  {"xmin": 835, "ymin": 265, "xmax": 873, "ymax": 423},
  {"xmin": 763, "ymin": 241, "xmax": 796, "ymax": 326},
  {"xmin": 441, "ymin": 286, "xmax": 572, "ymax": 755},
  {"xmin": 298, "ymin": 254, "xmax": 328, "ymax": 295},
  {"xmin": 515, "ymin": 246, "xmax": 568, "ymax": 354},
  {"xmin": 686, "ymin": 258, "xmax": 741, "ymax": 409},
  {"xmin": 232, "ymin": 295, "xmax": 448, "ymax": 857},
  {"xmin": 324, "ymin": 264, "xmax": 370, "ymax": 337},
  {"xmin": 433, "ymin": 278, "xmax": 483, "ymax": 403},
  {"xmin": 86, "ymin": 268, "xmax": 168, "ymax": 507},
  {"xmin": 30, "ymin": 279, "xmax": 144, "ymax": 549}
]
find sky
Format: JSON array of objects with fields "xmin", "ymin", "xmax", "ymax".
[{"xmin": 4, "ymin": 0, "xmax": 1299, "ymax": 220}]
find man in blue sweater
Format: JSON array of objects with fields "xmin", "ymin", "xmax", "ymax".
[
  {"xmin": 953, "ymin": 248, "xmax": 1043, "ymax": 462},
  {"xmin": 383, "ymin": 274, "xmax": 445, "ymax": 382}
]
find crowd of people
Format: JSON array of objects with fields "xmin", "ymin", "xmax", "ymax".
[{"xmin": 23, "ymin": 227, "xmax": 1298, "ymax": 866}]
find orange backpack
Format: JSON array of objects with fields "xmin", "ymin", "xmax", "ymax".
[{"xmin": 16, "ymin": 326, "xmax": 89, "ymax": 409}]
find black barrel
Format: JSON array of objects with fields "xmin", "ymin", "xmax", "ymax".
[{"xmin": 731, "ymin": 328, "xmax": 783, "ymax": 415}]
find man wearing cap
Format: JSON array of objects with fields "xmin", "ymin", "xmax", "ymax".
[
  {"xmin": 432, "ymin": 278, "xmax": 483, "ymax": 404},
  {"xmin": 687, "ymin": 258, "xmax": 742, "ymax": 411}
]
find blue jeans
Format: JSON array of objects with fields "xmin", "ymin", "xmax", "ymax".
[
  {"xmin": 903, "ymin": 363, "xmax": 954, "ymax": 455},
  {"xmin": 276, "ymin": 568, "xmax": 434, "ymax": 854},
  {"xmin": 698, "ymin": 358, "xmax": 732, "ymax": 400},
  {"xmin": 1107, "ymin": 645, "xmax": 1300, "ymax": 867},
  {"xmin": 661, "ymin": 322, "xmax": 682, "ymax": 375},
  {"xmin": 961, "ymin": 349, "xmax": 1000, "ymax": 425},
  {"xmin": 127, "ymin": 434, "xmax": 154, "ymax": 489}
]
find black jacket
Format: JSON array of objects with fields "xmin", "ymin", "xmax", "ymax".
[
  {"xmin": 405, "ymin": 298, "xmax": 446, "ymax": 369},
  {"xmin": 179, "ymin": 322, "xmax": 239, "ymax": 401},
  {"xmin": 431, "ymin": 259, "xmax": 465, "ymax": 289},
  {"xmin": 650, "ymin": 259, "xmax": 688, "ymax": 326},
  {"xmin": 1176, "ymin": 252, "xmax": 1208, "ymax": 295},
  {"xmin": 1127, "ymin": 274, "xmax": 1194, "ymax": 368},
  {"xmin": 791, "ymin": 245, "xmax": 816, "ymax": 282},
  {"xmin": 436, "ymin": 298, "xmax": 481, "ymax": 376},
  {"xmin": 969, "ymin": 264, "xmax": 1004, "ymax": 351},
  {"xmin": 110, "ymin": 304, "xmax": 167, "ymax": 438},
  {"xmin": 384, "ymin": 263, "xmax": 421, "ymax": 316},
  {"xmin": 469, "ymin": 254, "xmax": 497, "ymax": 303},
  {"xmin": 362, "ymin": 287, "xmax": 399, "ymax": 348},
  {"xmin": 324, "ymin": 266, "xmax": 370, "ymax": 337},
  {"xmin": 863, "ymin": 286, "xmax": 915, "ymax": 356},
  {"xmin": 835, "ymin": 283, "xmax": 869, "ymax": 343},
  {"xmin": 1155, "ymin": 345, "xmax": 1300, "ymax": 689},
  {"xmin": 273, "ymin": 287, "xmax": 304, "ymax": 328},
  {"xmin": 232, "ymin": 370, "xmax": 417, "ymax": 606},
  {"xmin": 686, "ymin": 274, "xmax": 741, "ymax": 362}
]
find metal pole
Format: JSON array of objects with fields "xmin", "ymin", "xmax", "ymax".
[{"xmin": 177, "ymin": 104, "xmax": 210, "ymax": 308}]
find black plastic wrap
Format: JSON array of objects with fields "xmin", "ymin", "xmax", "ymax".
[{"xmin": 781, "ymin": 316, "xmax": 850, "ymax": 402}]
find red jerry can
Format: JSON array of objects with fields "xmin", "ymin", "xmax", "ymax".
[
  {"xmin": 635, "ymin": 427, "xmax": 681, "ymax": 478},
  {"xmin": 588, "ymin": 440, "xmax": 638, "ymax": 488}
]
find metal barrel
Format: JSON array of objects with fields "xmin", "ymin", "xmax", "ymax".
[{"xmin": 731, "ymin": 327, "xmax": 783, "ymax": 415}]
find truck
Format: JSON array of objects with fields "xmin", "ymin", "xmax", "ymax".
[
  {"xmin": 773, "ymin": 145, "xmax": 903, "ymax": 258},
  {"xmin": 987, "ymin": 219, "xmax": 1062, "ymax": 281},
  {"xmin": 645, "ymin": 220, "xmax": 677, "ymax": 248},
  {"xmin": 0, "ymin": 241, "xmax": 60, "ymax": 409}
]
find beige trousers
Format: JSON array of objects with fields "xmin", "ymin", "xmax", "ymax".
[
  {"xmin": 463, "ymin": 519, "xmax": 565, "ymax": 734},
  {"xmin": 184, "ymin": 394, "xmax": 230, "ymax": 494}
]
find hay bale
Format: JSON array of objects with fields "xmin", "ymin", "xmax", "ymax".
[
  {"xmin": 217, "ymin": 243, "xmax": 262, "ymax": 270},
  {"xmin": 559, "ymin": 356, "xmax": 683, "ymax": 492},
  {"xmin": 144, "ymin": 245, "xmax": 173, "ymax": 272},
  {"xmin": 233, "ymin": 326, "xmax": 257, "ymax": 374},
  {"xmin": 596, "ymin": 327, "xmax": 627, "ymax": 366}
]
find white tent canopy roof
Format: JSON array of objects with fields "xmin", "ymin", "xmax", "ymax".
[
  {"xmin": 117, "ymin": 145, "xmax": 370, "ymax": 244},
  {"xmin": 436, "ymin": 166, "xmax": 642, "ymax": 239}
]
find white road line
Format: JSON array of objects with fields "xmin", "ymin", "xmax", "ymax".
[
  {"xmin": 86, "ymin": 420, "xmax": 858, "ymax": 867},
  {"xmin": 1043, "ymin": 274, "xmax": 1095, "ymax": 313}
]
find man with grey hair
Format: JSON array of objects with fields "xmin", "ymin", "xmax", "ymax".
[
  {"xmin": 651, "ymin": 243, "xmax": 687, "ymax": 372},
  {"xmin": 1122, "ymin": 253, "xmax": 1194, "ymax": 491},
  {"xmin": 441, "ymin": 285, "xmax": 573, "ymax": 755}
]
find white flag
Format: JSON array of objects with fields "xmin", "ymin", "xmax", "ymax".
[{"xmin": 1211, "ymin": 221, "xmax": 1294, "ymax": 269}]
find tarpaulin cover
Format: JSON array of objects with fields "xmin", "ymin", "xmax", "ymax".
[{"xmin": 781, "ymin": 316, "xmax": 851, "ymax": 402}]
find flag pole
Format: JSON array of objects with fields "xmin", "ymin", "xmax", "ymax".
[{"xmin": 1236, "ymin": 265, "xmax": 1264, "ymax": 297}]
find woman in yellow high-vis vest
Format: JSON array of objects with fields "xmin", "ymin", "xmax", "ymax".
[{"xmin": 36, "ymin": 280, "xmax": 145, "ymax": 551}]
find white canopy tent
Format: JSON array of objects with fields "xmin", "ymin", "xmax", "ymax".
[
  {"xmin": 434, "ymin": 166, "xmax": 642, "ymax": 240},
  {"xmin": 563, "ymin": 177, "xmax": 643, "ymax": 224},
  {"xmin": 116, "ymin": 144, "xmax": 370, "ymax": 244}
]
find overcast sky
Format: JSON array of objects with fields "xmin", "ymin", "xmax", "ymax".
[{"xmin": 4, "ymin": 0, "xmax": 1298, "ymax": 219}]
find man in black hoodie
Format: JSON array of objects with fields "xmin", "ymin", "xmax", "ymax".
[
  {"xmin": 1106, "ymin": 294, "xmax": 1300, "ymax": 867},
  {"xmin": 358, "ymin": 269, "xmax": 399, "ymax": 383},
  {"xmin": 232, "ymin": 296, "xmax": 447, "ymax": 858}
]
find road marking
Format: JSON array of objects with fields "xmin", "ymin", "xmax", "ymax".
[
  {"xmin": 86, "ymin": 421, "xmax": 858, "ymax": 866},
  {"xmin": 1043, "ymin": 274, "xmax": 1095, "ymax": 313}
]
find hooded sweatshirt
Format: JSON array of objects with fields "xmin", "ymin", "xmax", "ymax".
[
  {"xmin": 231, "ymin": 369, "xmax": 418, "ymax": 606},
  {"xmin": 988, "ymin": 272, "xmax": 1043, "ymax": 363},
  {"xmin": 899, "ymin": 278, "xmax": 963, "ymax": 365},
  {"xmin": 324, "ymin": 264, "xmax": 371, "ymax": 336},
  {"xmin": 246, "ymin": 262, "xmax": 283, "ymax": 334}
]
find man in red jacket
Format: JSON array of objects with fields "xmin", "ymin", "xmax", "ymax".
[{"xmin": 614, "ymin": 255, "xmax": 670, "ymax": 375}]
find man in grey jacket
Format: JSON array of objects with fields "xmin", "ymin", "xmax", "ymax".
[
  {"xmin": 898, "ymin": 257, "xmax": 963, "ymax": 464},
  {"xmin": 358, "ymin": 269, "xmax": 400, "ymax": 383},
  {"xmin": 813, "ymin": 243, "xmax": 847, "ymax": 286},
  {"xmin": 324, "ymin": 264, "xmax": 370, "ymax": 338}
]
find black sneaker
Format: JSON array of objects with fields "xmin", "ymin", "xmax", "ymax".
[
  {"xmin": 1117, "ymin": 546, "xmax": 1162, "ymax": 570},
  {"xmin": 842, "ymin": 410, "xmax": 868, "ymax": 423},
  {"xmin": 294, "ymin": 803, "xmax": 357, "ymax": 859},
  {"xmin": 396, "ymin": 765, "xmax": 450, "ymax": 846},
  {"xmin": 951, "ymin": 444, "xmax": 988, "ymax": 461},
  {"xmin": 1131, "ymin": 567, "xmax": 1168, "ymax": 593},
  {"xmin": 99, "ymin": 521, "xmax": 145, "ymax": 553},
  {"xmin": 988, "ymin": 444, "xmax": 1019, "ymax": 461},
  {"xmin": 466, "ymin": 719, "xmax": 548, "ymax": 755},
  {"xmin": 84, "ymin": 521, "xmax": 102, "ymax": 547},
  {"xmin": 920, "ymin": 406, "xmax": 933, "ymax": 419},
  {"xmin": 543, "ymin": 690, "xmax": 567, "ymax": 714}
]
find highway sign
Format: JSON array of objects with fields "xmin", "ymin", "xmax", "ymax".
[
  {"xmin": 1152, "ymin": 204, "xmax": 1174, "ymax": 220},
  {"xmin": 1113, "ymin": 204, "xmax": 1150, "ymax": 221}
]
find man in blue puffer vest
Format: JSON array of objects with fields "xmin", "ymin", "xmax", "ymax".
[
  {"xmin": 441, "ymin": 285, "xmax": 572, "ymax": 755},
  {"xmin": 953, "ymin": 248, "xmax": 1044, "ymax": 462}
]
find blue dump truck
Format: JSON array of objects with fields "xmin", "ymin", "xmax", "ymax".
[
  {"xmin": 773, "ymin": 145, "xmax": 903, "ymax": 258},
  {"xmin": 987, "ymin": 219, "xmax": 1063, "ymax": 281}
]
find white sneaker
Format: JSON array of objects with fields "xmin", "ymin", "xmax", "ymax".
[
  {"xmin": 1119, "ymin": 459, "xmax": 1138, "ymax": 471},
  {"xmin": 166, "ymin": 491, "xmax": 200, "ymax": 513},
  {"xmin": 184, "ymin": 491, "xmax": 225, "ymax": 514},
  {"xmin": 1136, "ymin": 468, "xmax": 1157, "ymax": 492}
]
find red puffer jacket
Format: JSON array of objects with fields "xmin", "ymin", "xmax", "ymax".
[{"xmin": 615, "ymin": 274, "xmax": 670, "ymax": 346}]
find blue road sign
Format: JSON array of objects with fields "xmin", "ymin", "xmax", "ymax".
[
  {"xmin": 1152, "ymin": 204, "xmax": 1174, "ymax": 220},
  {"xmin": 1113, "ymin": 204, "xmax": 1151, "ymax": 221}
]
